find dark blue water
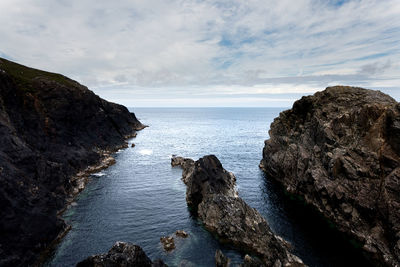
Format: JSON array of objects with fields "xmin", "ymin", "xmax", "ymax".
[{"xmin": 46, "ymin": 108, "xmax": 367, "ymax": 267}]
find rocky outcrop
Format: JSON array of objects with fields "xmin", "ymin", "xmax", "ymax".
[
  {"xmin": 172, "ymin": 155, "xmax": 304, "ymax": 266},
  {"xmin": 175, "ymin": 230, "xmax": 189, "ymax": 238},
  {"xmin": 0, "ymin": 58, "xmax": 144, "ymax": 266},
  {"xmin": 160, "ymin": 236, "xmax": 175, "ymax": 251},
  {"xmin": 215, "ymin": 249, "xmax": 230, "ymax": 267},
  {"xmin": 76, "ymin": 241, "xmax": 167, "ymax": 267},
  {"xmin": 260, "ymin": 86, "xmax": 400, "ymax": 266}
]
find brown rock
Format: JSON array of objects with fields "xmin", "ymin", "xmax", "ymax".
[
  {"xmin": 215, "ymin": 249, "xmax": 230, "ymax": 267},
  {"xmin": 175, "ymin": 230, "xmax": 189, "ymax": 238},
  {"xmin": 76, "ymin": 241, "xmax": 167, "ymax": 267},
  {"xmin": 260, "ymin": 86, "xmax": 400, "ymax": 266},
  {"xmin": 160, "ymin": 236, "xmax": 175, "ymax": 251}
]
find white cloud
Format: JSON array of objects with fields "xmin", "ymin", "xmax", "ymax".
[{"xmin": 0, "ymin": 0, "xmax": 399, "ymax": 106}]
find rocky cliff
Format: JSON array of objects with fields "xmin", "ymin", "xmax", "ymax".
[
  {"xmin": 260, "ymin": 86, "xmax": 400, "ymax": 266},
  {"xmin": 0, "ymin": 58, "xmax": 144, "ymax": 266},
  {"xmin": 172, "ymin": 155, "xmax": 304, "ymax": 266}
]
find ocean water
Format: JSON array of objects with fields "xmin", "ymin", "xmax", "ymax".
[{"xmin": 46, "ymin": 108, "xmax": 370, "ymax": 267}]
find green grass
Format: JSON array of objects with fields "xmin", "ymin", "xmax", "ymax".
[{"xmin": 0, "ymin": 57, "xmax": 76, "ymax": 92}]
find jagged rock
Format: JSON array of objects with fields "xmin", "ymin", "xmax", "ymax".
[
  {"xmin": 0, "ymin": 58, "xmax": 144, "ymax": 266},
  {"xmin": 215, "ymin": 249, "xmax": 230, "ymax": 267},
  {"xmin": 260, "ymin": 86, "xmax": 400, "ymax": 266},
  {"xmin": 160, "ymin": 236, "xmax": 175, "ymax": 251},
  {"xmin": 171, "ymin": 156, "xmax": 195, "ymax": 184},
  {"xmin": 240, "ymin": 254, "xmax": 265, "ymax": 267},
  {"xmin": 173, "ymin": 155, "xmax": 304, "ymax": 266},
  {"xmin": 76, "ymin": 241, "xmax": 167, "ymax": 267},
  {"xmin": 175, "ymin": 230, "xmax": 189, "ymax": 238}
]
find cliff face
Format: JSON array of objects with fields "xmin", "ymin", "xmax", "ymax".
[
  {"xmin": 0, "ymin": 58, "xmax": 143, "ymax": 266},
  {"xmin": 260, "ymin": 86, "xmax": 400, "ymax": 266}
]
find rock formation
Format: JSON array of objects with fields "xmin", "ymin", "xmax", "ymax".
[
  {"xmin": 76, "ymin": 241, "xmax": 167, "ymax": 267},
  {"xmin": 160, "ymin": 236, "xmax": 176, "ymax": 251},
  {"xmin": 172, "ymin": 155, "xmax": 304, "ymax": 266},
  {"xmin": 260, "ymin": 86, "xmax": 400, "ymax": 266},
  {"xmin": 175, "ymin": 230, "xmax": 189, "ymax": 238},
  {"xmin": 0, "ymin": 58, "xmax": 144, "ymax": 266},
  {"xmin": 215, "ymin": 249, "xmax": 230, "ymax": 267}
]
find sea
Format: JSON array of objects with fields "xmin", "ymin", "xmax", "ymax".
[{"xmin": 46, "ymin": 108, "xmax": 370, "ymax": 267}]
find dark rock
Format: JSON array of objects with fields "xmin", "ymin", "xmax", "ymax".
[
  {"xmin": 215, "ymin": 249, "xmax": 230, "ymax": 267},
  {"xmin": 0, "ymin": 58, "xmax": 143, "ymax": 266},
  {"xmin": 173, "ymin": 155, "xmax": 304, "ymax": 266},
  {"xmin": 76, "ymin": 241, "xmax": 167, "ymax": 267},
  {"xmin": 175, "ymin": 230, "xmax": 189, "ymax": 238},
  {"xmin": 131, "ymin": 143, "xmax": 136, "ymax": 148},
  {"xmin": 152, "ymin": 259, "xmax": 168, "ymax": 267},
  {"xmin": 160, "ymin": 236, "xmax": 175, "ymax": 251},
  {"xmin": 260, "ymin": 86, "xmax": 400, "ymax": 266},
  {"xmin": 240, "ymin": 254, "xmax": 265, "ymax": 267}
]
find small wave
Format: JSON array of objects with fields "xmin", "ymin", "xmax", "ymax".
[
  {"xmin": 139, "ymin": 149, "xmax": 153, "ymax": 155},
  {"xmin": 92, "ymin": 172, "xmax": 106, "ymax": 177}
]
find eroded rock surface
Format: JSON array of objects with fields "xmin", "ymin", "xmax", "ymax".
[
  {"xmin": 260, "ymin": 86, "xmax": 400, "ymax": 266},
  {"xmin": 76, "ymin": 241, "xmax": 167, "ymax": 267},
  {"xmin": 0, "ymin": 58, "xmax": 144, "ymax": 266},
  {"xmin": 172, "ymin": 155, "xmax": 304, "ymax": 266}
]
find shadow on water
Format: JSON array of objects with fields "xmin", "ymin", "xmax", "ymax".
[{"xmin": 260, "ymin": 172, "xmax": 374, "ymax": 267}]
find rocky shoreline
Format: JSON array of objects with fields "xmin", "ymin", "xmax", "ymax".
[
  {"xmin": 0, "ymin": 57, "xmax": 145, "ymax": 266},
  {"xmin": 172, "ymin": 155, "xmax": 305, "ymax": 266},
  {"xmin": 260, "ymin": 86, "xmax": 400, "ymax": 266}
]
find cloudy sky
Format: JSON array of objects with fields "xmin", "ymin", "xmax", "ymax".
[{"xmin": 0, "ymin": 0, "xmax": 399, "ymax": 107}]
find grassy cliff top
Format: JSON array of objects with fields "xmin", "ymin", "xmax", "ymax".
[{"xmin": 0, "ymin": 57, "xmax": 78, "ymax": 92}]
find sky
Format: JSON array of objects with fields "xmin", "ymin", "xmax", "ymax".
[{"xmin": 0, "ymin": 0, "xmax": 399, "ymax": 107}]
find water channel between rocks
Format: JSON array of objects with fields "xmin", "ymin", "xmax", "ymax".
[{"xmin": 47, "ymin": 108, "xmax": 367, "ymax": 267}]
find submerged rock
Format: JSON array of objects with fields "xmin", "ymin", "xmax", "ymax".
[
  {"xmin": 260, "ymin": 86, "xmax": 400, "ymax": 266},
  {"xmin": 0, "ymin": 58, "xmax": 144, "ymax": 266},
  {"xmin": 175, "ymin": 230, "xmax": 189, "ymax": 238},
  {"xmin": 76, "ymin": 241, "xmax": 167, "ymax": 267},
  {"xmin": 173, "ymin": 155, "xmax": 304, "ymax": 266},
  {"xmin": 160, "ymin": 236, "xmax": 175, "ymax": 251}
]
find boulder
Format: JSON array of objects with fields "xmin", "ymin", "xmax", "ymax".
[
  {"xmin": 260, "ymin": 86, "xmax": 400, "ymax": 266},
  {"xmin": 175, "ymin": 230, "xmax": 189, "ymax": 238},
  {"xmin": 160, "ymin": 236, "xmax": 175, "ymax": 251},
  {"xmin": 76, "ymin": 241, "xmax": 167, "ymax": 267}
]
